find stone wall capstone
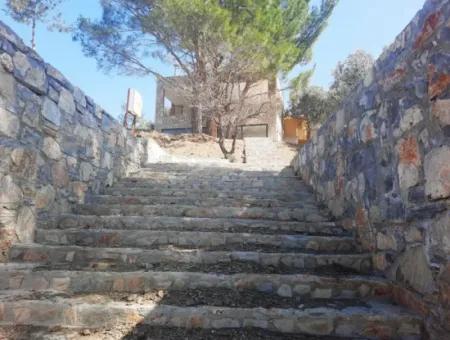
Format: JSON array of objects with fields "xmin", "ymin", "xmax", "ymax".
[
  {"xmin": 294, "ymin": 0, "xmax": 449, "ymax": 336},
  {"xmin": 0, "ymin": 20, "xmax": 142, "ymax": 261}
]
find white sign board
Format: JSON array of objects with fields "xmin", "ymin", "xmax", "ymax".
[{"xmin": 127, "ymin": 88, "xmax": 143, "ymax": 117}]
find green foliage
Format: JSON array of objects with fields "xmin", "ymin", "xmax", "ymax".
[
  {"xmin": 330, "ymin": 49, "xmax": 374, "ymax": 104},
  {"xmin": 290, "ymin": 49, "xmax": 374, "ymax": 125},
  {"xmin": 289, "ymin": 85, "xmax": 334, "ymax": 125},
  {"xmin": 74, "ymin": 0, "xmax": 337, "ymax": 78},
  {"xmin": 4, "ymin": 0, "xmax": 61, "ymax": 24}
]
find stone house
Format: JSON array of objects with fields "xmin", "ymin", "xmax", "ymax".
[{"xmin": 154, "ymin": 76, "xmax": 284, "ymax": 141}]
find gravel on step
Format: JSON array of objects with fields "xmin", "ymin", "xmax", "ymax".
[
  {"xmin": 108, "ymin": 289, "xmax": 369, "ymax": 309},
  {"xmin": 123, "ymin": 326, "xmax": 357, "ymax": 340},
  {"xmin": 36, "ymin": 261, "xmax": 361, "ymax": 276},
  {"xmin": 0, "ymin": 326, "xmax": 364, "ymax": 340}
]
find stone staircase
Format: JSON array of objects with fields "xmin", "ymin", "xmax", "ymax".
[
  {"xmin": 244, "ymin": 138, "xmax": 298, "ymax": 169},
  {"xmin": 0, "ymin": 162, "xmax": 423, "ymax": 339}
]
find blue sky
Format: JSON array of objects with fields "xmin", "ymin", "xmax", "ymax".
[{"xmin": 0, "ymin": 0, "xmax": 425, "ymax": 122}]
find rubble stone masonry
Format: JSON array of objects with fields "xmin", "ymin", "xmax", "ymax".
[
  {"xmin": 294, "ymin": 0, "xmax": 450, "ymax": 336},
  {"xmin": 0, "ymin": 21, "xmax": 142, "ymax": 262}
]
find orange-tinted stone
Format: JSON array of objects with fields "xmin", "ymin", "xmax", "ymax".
[
  {"xmin": 98, "ymin": 233, "xmax": 119, "ymax": 246},
  {"xmin": 125, "ymin": 276, "xmax": 144, "ymax": 292},
  {"xmin": 383, "ymin": 68, "xmax": 406, "ymax": 89},
  {"xmin": 71, "ymin": 181, "xmax": 87, "ymax": 204},
  {"xmin": 189, "ymin": 315, "xmax": 204, "ymax": 328},
  {"xmin": 363, "ymin": 323, "xmax": 393, "ymax": 339},
  {"xmin": 23, "ymin": 249, "xmax": 48, "ymax": 262},
  {"xmin": 414, "ymin": 11, "xmax": 442, "ymax": 49},
  {"xmin": 112, "ymin": 278, "xmax": 125, "ymax": 291},
  {"xmin": 355, "ymin": 207, "xmax": 369, "ymax": 227},
  {"xmin": 373, "ymin": 284, "xmax": 392, "ymax": 298},
  {"xmin": 397, "ymin": 136, "xmax": 421, "ymax": 166},
  {"xmin": 336, "ymin": 176, "xmax": 345, "ymax": 195},
  {"xmin": 392, "ymin": 285, "xmax": 430, "ymax": 317},
  {"xmin": 432, "ymin": 99, "xmax": 450, "ymax": 127},
  {"xmin": 429, "ymin": 73, "xmax": 450, "ymax": 99},
  {"xmin": 438, "ymin": 264, "xmax": 450, "ymax": 307}
]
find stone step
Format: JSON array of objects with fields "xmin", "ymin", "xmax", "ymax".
[
  {"xmin": 72, "ymin": 204, "xmax": 328, "ymax": 222},
  {"xmin": 9, "ymin": 244, "xmax": 372, "ymax": 274},
  {"xmin": 0, "ymin": 267, "xmax": 391, "ymax": 300},
  {"xmin": 89, "ymin": 194, "xmax": 317, "ymax": 209},
  {"xmin": 0, "ymin": 291, "xmax": 422, "ymax": 338},
  {"xmin": 138, "ymin": 163, "xmax": 296, "ymax": 174},
  {"xmin": 35, "ymin": 229, "xmax": 357, "ymax": 253},
  {"xmin": 103, "ymin": 187, "xmax": 315, "ymax": 202},
  {"xmin": 112, "ymin": 180, "xmax": 308, "ymax": 192},
  {"xmin": 127, "ymin": 172, "xmax": 299, "ymax": 180},
  {"xmin": 119, "ymin": 176, "xmax": 308, "ymax": 187},
  {"xmin": 44, "ymin": 215, "xmax": 349, "ymax": 236}
]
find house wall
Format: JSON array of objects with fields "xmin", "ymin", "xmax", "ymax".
[
  {"xmin": 154, "ymin": 77, "xmax": 283, "ymax": 140},
  {"xmin": 293, "ymin": 0, "xmax": 450, "ymax": 337},
  {"xmin": 0, "ymin": 20, "xmax": 142, "ymax": 261}
]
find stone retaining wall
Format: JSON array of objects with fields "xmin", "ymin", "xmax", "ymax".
[
  {"xmin": 0, "ymin": 21, "xmax": 142, "ymax": 261},
  {"xmin": 294, "ymin": 0, "xmax": 449, "ymax": 336}
]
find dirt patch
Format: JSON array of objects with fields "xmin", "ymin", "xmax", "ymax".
[{"xmin": 142, "ymin": 131, "xmax": 245, "ymax": 162}]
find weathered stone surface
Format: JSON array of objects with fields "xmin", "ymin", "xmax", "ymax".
[
  {"xmin": 0, "ymin": 20, "xmax": 142, "ymax": 272},
  {"xmin": 432, "ymin": 99, "xmax": 450, "ymax": 128},
  {"xmin": 41, "ymin": 98, "xmax": 61, "ymax": 127},
  {"xmin": 73, "ymin": 87, "xmax": 86, "ymax": 107},
  {"xmin": 424, "ymin": 146, "xmax": 450, "ymax": 199},
  {"xmin": 293, "ymin": 1, "xmax": 450, "ymax": 335},
  {"xmin": 360, "ymin": 110, "xmax": 377, "ymax": 143},
  {"xmin": 0, "ymin": 66, "xmax": 15, "ymax": 103},
  {"xmin": 12, "ymin": 51, "xmax": 47, "ymax": 95},
  {"xmin": 0, "ymin": 175, "xmax": 22, "ymax": 206},
  {"xmin": 58, "ymin": 88, "xmax": 75, "ymax": 115},
  {"xmin": 46, "ymin": 64, "xmax": 70, "ymax": 88},
  {"xmin": 388, "ymin": 246, "xmax": 435, "ymax": 295},
  {"xmin": 42, "ymin": 137, "xmax": 62, "ymax": 160},
  {"xmin": 0, "ymin": 53, "xmax": 13, "ymax": 72},
  {"xmin": 430, "ymin": 212, "xmax": 450, "ymax": 258},
  {"xmin": 15, "ymin": 206, "xmax": 35, "ymax": 243},
  {"xmin": 399, "ymin": 106, "xmax": 423, "ymax": 134},
  {"xmin": 276, "ymin": 284, "xmax": 292, "ymax": 298},
  {"xmin": 0, "ymin": 107, "xmax": 19, "ymax": 138},
  {"xmin": 377, "ymin": 232, "xmax": 397, "ymax": 251},
  {"xmin": 80, "ymin": 162, "xmax": 94, "ymax": 181},
  {"xmin": 52, "ymin": 160, "xmax": 69, "ymax": 188},
  {"xmin": 35, "ymin": 185, "xmax": 55, "ymax": 209}
]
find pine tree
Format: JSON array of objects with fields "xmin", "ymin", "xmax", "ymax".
[{"xmin": 4, "ymin": 0, "xmax": 66, "ymax": 49}]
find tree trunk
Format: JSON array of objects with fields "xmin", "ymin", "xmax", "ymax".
[
  {"xmin": 217, "ymin": 122, "xmax": 238, "ymax": 159},
  {"xmin": 191, "ymin": 107, "xmax": 202, "ymax": 134},
  {"xmin": 31, "ymin": 4, "xmax": 37, "ymax": 50}
]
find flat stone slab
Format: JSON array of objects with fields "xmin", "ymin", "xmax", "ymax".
[
  {"xmin": 103, "ymin": 187, "xmax": 315, "ymax": 201},
  {"xmin": 73, "ymin": 204, "xmax": 329, "ymax": 222},
  {"xmin": 0, "ymin": 268, "xmax": 391, "ymax": 300},
  {"xmin": 90, "ymin": 194, "xmax": 317, "ymax": 208},
  {"xmin": 0, "ymin": 292, "xmax": 422, "ymax": 338},
  {"xmin": 35, "ymin": 229, "xmax": 357, "ymax": 253},
  {"xmin": 46, "ymin": 215, "xmax": 348, "ymax": 236},
  {"xmin": 9, "ymin": 244, "xmax": 373, "ymax": 274}
]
